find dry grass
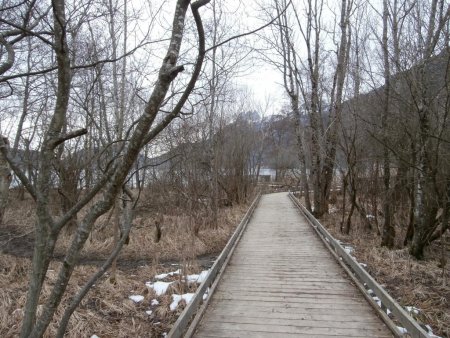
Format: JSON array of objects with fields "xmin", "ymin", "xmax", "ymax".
[
  {"xmin": 0, "ymin": 190, "xmax": 251, "ymax": 337},
  {"xmin": 53, "ymin": 202, "xmax": 247, "ymax": 263},
  {"xmin": 320, "ymin": 206, "xmax": 450, "ymax": 338}
]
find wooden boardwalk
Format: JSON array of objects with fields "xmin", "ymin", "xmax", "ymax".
[{"xmin": 193, "ymin": 192, "xmax": 393, "ymax": 337}]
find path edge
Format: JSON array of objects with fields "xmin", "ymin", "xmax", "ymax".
[
  {"xmin": 288, "ymin": 192, "xmax": 430, "ymax": 338},
  {"xmin": 167, "ymin": 192, "xmax": 262, "ymax": 338}
]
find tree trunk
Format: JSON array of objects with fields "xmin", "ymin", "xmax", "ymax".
[
  {"xmin": 315, "ymin": 0, "xmax": 351, "ymax": 217},
  {"xmin": 19, "ymin": 0, "xmax": 210, "ymax": 335},
  {"xmin": 380, "ymin": 0, "xmax": 395, "ymax": 248},
  {"xmin": 0, "ymin": 137, "xmax": 12, "ymax": 225},
  {"xmin": 410, "ymin": 106, "xmax": 438, "ymax": 259}
]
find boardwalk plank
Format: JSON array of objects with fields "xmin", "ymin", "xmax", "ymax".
[
  {"xmin": 205, "ymin": 317, "xmax": 388, "ymax": 330},
  {"xmin": 197, "ymin": 323, "xmax": 390, "ymax": 336},
  {"xmin": 193, "ymin": 193, "xmax": 392, "ymax": 337}
]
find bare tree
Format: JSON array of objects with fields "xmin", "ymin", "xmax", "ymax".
[
  {"xmin": 273, "ymin": 0, "xmax": 312, "ymax": 210},
  {"xmin": 1, "ymin": 0, "xmax": 211, "ymax": 336},
  {"xmin": 266, "ymin": 0, "xmax": 352, "ymax": 216},
  {"xmin": 380, "ymin": 0, "xmax": 395, "ymax": 247},
  {"xmin": 409, "ymin": 0, "xmax": 450, "ymax": 258},
  {"xmin": 0, "ymin": 136, "xmax": 11, "ymax": 224}
]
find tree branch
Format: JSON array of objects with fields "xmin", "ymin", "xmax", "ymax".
[
  {"xmin": 52, "ymin": 128, "xmax": 87, "ymax": 149},
  {"xmin": 205, "ymin": 0, "xmax": 292, "ymax": 53}
]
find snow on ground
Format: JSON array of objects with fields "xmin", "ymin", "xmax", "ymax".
[
  {"xmin": 344, "ymin": 246, "xmax": 441, "ymax": 336},
  {"xmin": 197, "ymin": 270, "xmax": 209, "ymax": 283},
  {"xmin": 185, "ymin": 270, "xmax": 209, "ymax": 284},
  {"xmin": 203, "ymin": 288, "xmax": 210, "ymax": 300},
  {"xmin": 145, "ymin": 281, "xmax": 173, "ymax": 296},
  {"xmin": 151, "ymin": 269, "xmax": 209, "ymax": 285},
  {"xmin": 90, "ymin": 335, "xmax": 100, "ymax": 338},
  {"xmin": 405, "ymin": 306, "xmax": 420, "ymax": 315},
  {"xmin": 343, "ymin": 246, "xmax": 354, "ymax": 254},
  {"xmin": 372, "ymin": 296, "xmax": 382, "ymax": 307},
  {"xmin": 155, "ymin": 269, "xmax": 181, "ymax": 280},
  {"xmin": 397, "ymin": 326, "xmax": 408, "ymax": 334},
  {"xmin": 127, "ymin": 269, "xmax": 211, "ymax": 327},
  {"xmin": 128, "ymin": 295, "xmax": 144, "ymax": 303},
  {"xmin": 425, "ymin": 324, "xmax": 442, "ymax": 337},
  {"xmin": 170, "ymin": 293, "xmax": 195, "ymax": 311}
]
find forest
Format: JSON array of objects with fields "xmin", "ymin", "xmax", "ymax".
[{"xmin": 0, "ymin": 0, "xmax": 449, "ymax": 337}]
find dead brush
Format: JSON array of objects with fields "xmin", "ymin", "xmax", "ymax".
[
  {"xmin": 0, "ymin": 189, "xmax": 251, "ymax": 337},
  {"xmin": 321, "ymin": 212, "xmax": 450, "ymax": 338}
]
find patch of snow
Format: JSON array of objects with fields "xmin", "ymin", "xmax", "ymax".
[
  {"xmin": 146, "ymin": 281, "xmax": 173, "ymax": 296},
  {"xmin": 202, "ymin": 287, "xmax": 210, "ymax": 301},
  {"xmin": 372, "ymin": 296, "xmax": 382, "ymax": 307},
  {"xmin": 343, "ymin": 246, "xmax": 354, "ymax": 254},
  {"xmin": 197, "ymin": 270, "xmax": 209, "ymax": 283},
  {"xmin": 424, "ymin": 324, "xmax": 442, "ymax": 337},
  {"xmin": 367, "ymin": 289, "xmax": 375, "ymax": 296},
  {"xmin": 386, "ymin": 308, "xmax": 392, "ymax": 315},
  {"xmin": 154, "ymin": 273, "xmax": 169, "ymax": 280},
  {"xmin": 397, "ymin": 326, "xmax": 407, "ymax": 334},
  {"xmin": 429, "ymin": 334, "xmax": 442, "ymax": 338},
  {"xmin": 185, "ymin": 270, "xmax": 209, "ymax": 284},
  {"xmin": 405, "ymin": 306, "xmax": 420, "ymax": 315},
  {"xmin": 359, "ymin": 263, "xmax": 367, "ymax": 268},
  {"xmin": 170, "ymin": 293, "xmax": 195, "ymax": 311},
  {"xmin": 145, "ymin": 310, "xmax": 152, "ymax": 315},
  {"xmin": 129, "ymin": 295, "xmax": 144, "ymax": 303},
  {"xmin": 366, "ymin": 214, "xmax": 375, "ymax": 219},
  {"xmin": 91, "ymin": 335, "xmax": 100, "ymax": 338},
  {"xmin": 185, "ymin": 274, "xmax": 199, "ymax": 283},
  {"xmin": 155, "ymin": 269, "xmax": 181, "ymax": 280},
  {"xmin": 162, "ymin": 333, "xmax": 167, "ymax": 337},
  {"xmin": 151, "ymin": 299, "xmax": 160, "ymax": 306}
]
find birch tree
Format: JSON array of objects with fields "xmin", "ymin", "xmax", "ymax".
[
  {"xmin": 268, "ymin": 0, "xmax": 352, "ymax": 216},
  {"xmin": 273, "ymin": 0, "xmax": 312, "ymax": 210},
  {"xmin": 408, "ymin": 0, "xmax": 450, "ymax": 258}
]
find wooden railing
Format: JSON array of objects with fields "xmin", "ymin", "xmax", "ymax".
[
  {"xmin": 167, "ymin": 193, "xmax": 262, "ymax": 338},
  {"xmin": 288, "ymin": 192, "xmax": 430, "ymax": 338}
]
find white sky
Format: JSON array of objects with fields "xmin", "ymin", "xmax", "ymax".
[{"xmin": 238, "ymin": 66, "xmax": 286, "ymax": 115}]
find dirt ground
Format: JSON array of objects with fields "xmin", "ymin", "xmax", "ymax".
[
  {"xmin": 319, "ymin": 207, "xmax": 450, "ymax": 338},
  {"xmin": 0, "ymin": 192, "xmax": 249, "ymax": 337}
]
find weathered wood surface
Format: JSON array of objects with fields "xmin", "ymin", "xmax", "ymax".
[{"xmin": 193, "ymin": 192, "xmax": 393, "ymax": 337}]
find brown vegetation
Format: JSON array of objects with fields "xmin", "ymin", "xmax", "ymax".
[
  {"xmin": 320, "ymin": 204, "xmax": 450, "ymax": 338},
  {"xmin": 0, "ymin": 192, "xmax": 248, "ymax": 337}
]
